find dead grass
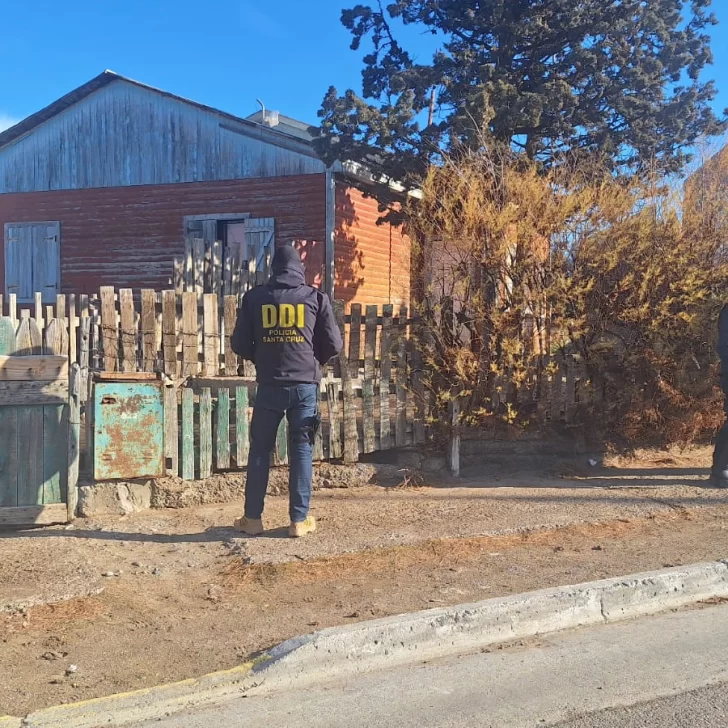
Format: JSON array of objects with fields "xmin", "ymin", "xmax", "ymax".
[
  {"xmin": 1, "ymin": 597, "xmax": 106, "ymax": 636},
  {"xmin": 222, "ymin": 509, "xmax": 691, "ymax": 590}
]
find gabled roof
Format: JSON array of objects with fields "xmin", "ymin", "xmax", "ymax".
[
  {"xmin": 0, "ymin": 70, "xmax": 316, "ymax": 152},
  {"xmin": 0, "ymin": 70, "xmax": 416, "ymax": 198}
]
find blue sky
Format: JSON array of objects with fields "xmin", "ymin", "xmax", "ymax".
[{"xmin": 1, "ymin": 0, "xmax": 728, "ymax": 140}]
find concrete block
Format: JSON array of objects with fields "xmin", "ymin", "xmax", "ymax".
[{"xmin": 77, "ymin": 481, "xmax": 153, "ymax": 518}]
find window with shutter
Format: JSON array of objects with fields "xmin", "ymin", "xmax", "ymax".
[
  {"xmin": 4, "ymin": 222, "xmax": 60, "ymax": 302},
  {"xmin": 181, "ymin": 214, "xmax": 275, "ymax": 294}
]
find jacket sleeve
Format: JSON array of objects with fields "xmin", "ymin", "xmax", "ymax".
[
  {"xmin": 231, "ymin": 293, "xmax": 256, "ymax": 363},
  {"xmin": 718, "ymin": 305, "xmax": 728, "ymax": 366},
  {"xmin": 314, "ymin": 293, "xmax": 343, "ymax": 365}
]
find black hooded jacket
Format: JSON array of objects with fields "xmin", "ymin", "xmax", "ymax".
[{"xmin": 231, "ymin": 245, "xmax": 343, "ymax": 385}]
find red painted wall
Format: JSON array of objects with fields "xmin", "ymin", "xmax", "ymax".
[
  {"xmin": 0, "ymin": 174, "xmax": 327, "ymax": 295},
  {"xmin": 335, "ymin": 182, "xmax": 411, "ymax": 307}
]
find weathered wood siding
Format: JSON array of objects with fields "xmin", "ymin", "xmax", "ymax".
[
  {"xmin": 335, "ymin": 182, "xmax": 411, "ymax": 306},
  {"xmin": 0, "ymin": 80, "xmax": 325, "ymax": 194},
  {"xmin": 0, "ymin": 175, "xmax": 327, "ymax": 294}
]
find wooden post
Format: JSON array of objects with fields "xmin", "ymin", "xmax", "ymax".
[
  {"xmin": 164, "ymin": 383, "xmax": 179, "ymax": 477},
  {"xmin": 181, "ymin": 292, "xmax": 198, "ymax": 377},
  {"xmin": 235, "ymin": 386, "xmax": 249, "ymax": 468},
  {"xmin": 380, "ymin": 304, "xmax": 393, "ymax": 450},
  {"xmin": 141, "ymin": 289, "xmax": 157, "ymax": 373},
  {"xmin": 119, "ymin": 288, "xmax": 137, "ymax": 372},
  {"xmin": 68, "ymin": 294, "xmax": 77, "ymax": 364},
  {"xmin": 29, "ymin": 318, "xmax": 43, "ymax": 355},
  {"xmin": 8, "ymin": 294, "xmax": 17, "ymax": 326},
  {"xmin": 67, "ymin": 363, "xmax": 81, "ymax": 521},
  {"xmin": 326, "ymin": 381, "xmax": 342, "ymax": 459},
  {"xmin": 448, "ymin": 398, "xmax": 460, "ymax": 477},
  {"xmin": 35, "ymin": 292, "xmax": 43, "ymax": 330},
  {"xmin": 362, "ymin": 305, "xmax": 377, "ymax": 453},
  {"xmin": 44, "ymin": 319, "xmax": 68, "ymax": 356},
  {"xmin": 56, "ymin": 293, "xmax": 66, "ymax": 322},
  {"xmin": 335, "ymin": 301, "xmax": 359, "ymax": 463},
  {"xmin": 99, "ymin": 286, "xmax": 118, "ymax": 372},
  {"xmin": 162, "ymin": 291, "xmax": 178, "ymax": 378},
  {"xmin": 313, "ymin": 381, "xmax": 325, "ymax": 462},
  {"xmin": 395, "ymin": 304, "xmax": 408, "ymax": 447},
  {"xmin": 199, "ymin": 388, "xmax": 212, "ymax": 478},
  {"xmin": 181, "ymin": 387, "xmax": 195, "ymax": 480},
  {"xmin": 348, "ymin": 303, "xmax": 362, "ymax": 377},
  {"xmin": 173, "ymin": 258, "xmax": 184, "ymax": 292},
  {"xmin": 223, "ymin": 295, "xmax": 238, "ymax": 375},
  {"xmin": 203, "ymin": 294, "xmax": 220, "ymax": 376},
  {"xmin": 217, "ymin": 387, "xmax": 231, "ymax": 470},
  {"xmin": 78, "ymin": 317, "xmax": 90, "ymax": 401}
]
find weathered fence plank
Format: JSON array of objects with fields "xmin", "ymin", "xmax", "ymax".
[
  {"xmin": 363, "ymin": 305, "xmax": 377, "ymax": 453},
  {"xmin": 199, "ymin": 388, "xmax": 213, "ymax": 479},
  {"xmin": 181, "ymin": 388, "xmax": 194, "ymax": 481},
  {"xmin": 164, "ymin": 385, "xmax": 178, "ymax": 476},
  {"xmin": 349, "ymin": 303, "xmax": 362, "ymax": 376},
  {"xmin": 162, "ymin": 290, "xmax": 177, "ymax": 378},
  {"xmin": 203, "ymin": 294, "xmax": 220, "ymax": 376},
  {"xmin": 395, "ymin": 305, "xmax": 408, "ymax": 447},
  {"xmin": 327, "ymin": 382, "xmax": 342, "ymax": 460},
  {"xmin": 181, "ymin": 292, "xmax": 198, "ymax": 378},
  {"xmin": 336, "ymin": 301, "xmax": 359, "ymax": 463},
  {"xmin": 235, "ymin": 386, "xmax": 249, "ymax": 467},
  {"xmin": 224, "ymin": 295, "xmax": 238, "ymax": 375},
  {"xmin": 216, "ymin": 388, "xmax": 231, "ymax": 470},
  {"xmin": 100, "ymin": 286, "xmax": 118, "ymax": 372},
  {"xmin": 141, "ymin": 290, "xmax": 157, "ymax": 373},
  {"xmin": 119, "ymin": 289, "xmax": 136, "ymax": 372}
]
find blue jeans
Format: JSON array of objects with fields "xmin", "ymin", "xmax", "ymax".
[{"xmin": 245, "ymin": 383, "xmax": 318, "ymax": 523}]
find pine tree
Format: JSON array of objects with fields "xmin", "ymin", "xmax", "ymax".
[{"xmin": 315, "ymin": 0, "xmax": 726, "ymax": 196}]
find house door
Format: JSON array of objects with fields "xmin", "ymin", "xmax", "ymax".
[{"xmin": 4, "ymin": 222, "xmax": 61, "ymax": 302}]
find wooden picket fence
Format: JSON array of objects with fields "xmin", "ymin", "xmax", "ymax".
[{"xmin": 0, "ymin": 288, "xmax": 598, "ymax": 481}]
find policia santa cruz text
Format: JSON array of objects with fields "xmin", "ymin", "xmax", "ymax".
[{"xmin": 230, "ymin": 245, "xmax": 343, "ymax": 538}]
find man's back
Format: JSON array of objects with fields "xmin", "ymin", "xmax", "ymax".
[{"xmin": 231, "ymin": 245, "xmax": 342, "ymax": 385}]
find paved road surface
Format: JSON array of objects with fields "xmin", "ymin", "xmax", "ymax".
[
  {"xmin": 142, "ymin": 603, "xmax": 728, "ymax": 728},
  {"xmin": 556, "ymin": 683, "xmax": 728, "ymax": 727}
]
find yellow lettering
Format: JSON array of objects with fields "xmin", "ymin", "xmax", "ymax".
[
  {"xmin": 280, "ymin": 304, "xmax": 296, "ymax": 328},
  {"xmin": 262, "ymin": 305, "xmax": 277, "ymax": 329},
  {"xmin": 297, "ymin": 304, "xmax": 305, "ymax": 328}
]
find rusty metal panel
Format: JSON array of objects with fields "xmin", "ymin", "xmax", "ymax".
[{"xmin": 94, "ymin": 382, "xmax": 164, "ymax": 480}]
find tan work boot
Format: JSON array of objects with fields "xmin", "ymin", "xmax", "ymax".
[
  {"xmin": 289, "ymin": 516, "xmax": 316, "ymax": 539},
  {"xmin": 233, "ymin": 517, "xmax": 264, "ymax": 536}
]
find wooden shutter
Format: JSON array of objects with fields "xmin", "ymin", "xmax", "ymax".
[
  {"xmin": 33, "ymin": 223, "xmax": 61, "ymax": 302},
  {"xmin": 244, "ymin": 218, "xmax": 275, "ymax": 284},
  {"xmin": 4, "ymin": 224, "xmax": 33, "ymax": 301}
]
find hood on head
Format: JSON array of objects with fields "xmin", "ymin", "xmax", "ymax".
[{"xmin": 269, "ymin": 244, "xmax": 305, "ymax": 288}]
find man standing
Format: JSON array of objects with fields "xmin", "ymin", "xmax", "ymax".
[
  {"xmin": 231, "ymin": 245, "xmax": 343, "ymax": 536},
  {"xmin": 713, "ymin": 304, "xmax": 728, "ymax": 488}
]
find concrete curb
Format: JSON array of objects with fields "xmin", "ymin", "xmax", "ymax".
[
  {"xmin": 0, "ymin": 717, "xmax": 22, "ymax": 728},
  {"xmin": 247, "ymin": 559, "xmax": 728, "ymax": 695},
  {"xmin": 18, "ymin": 663, "xmax": 256, "ymax": 728},
  {"xmin": 13, "ymin": 560, "xmax": 728, "ymax": 726}
]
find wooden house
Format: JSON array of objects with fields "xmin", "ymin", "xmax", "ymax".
[{"xmin": 0, "ymin": 71, "xmax": 411, "ymax": 305}]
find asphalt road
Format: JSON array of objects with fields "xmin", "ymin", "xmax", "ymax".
[
  {"xmin": 555, "ymin": 683, "xmax": 728, "ymax": 727},
  {"xmin": 142, "ymin": 602, "xmax": 728, "ymax": 728}
]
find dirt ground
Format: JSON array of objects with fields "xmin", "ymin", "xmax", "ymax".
[{"xmin": 2, "ymin": 448, "xmax": 727, "ymax": 717}]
